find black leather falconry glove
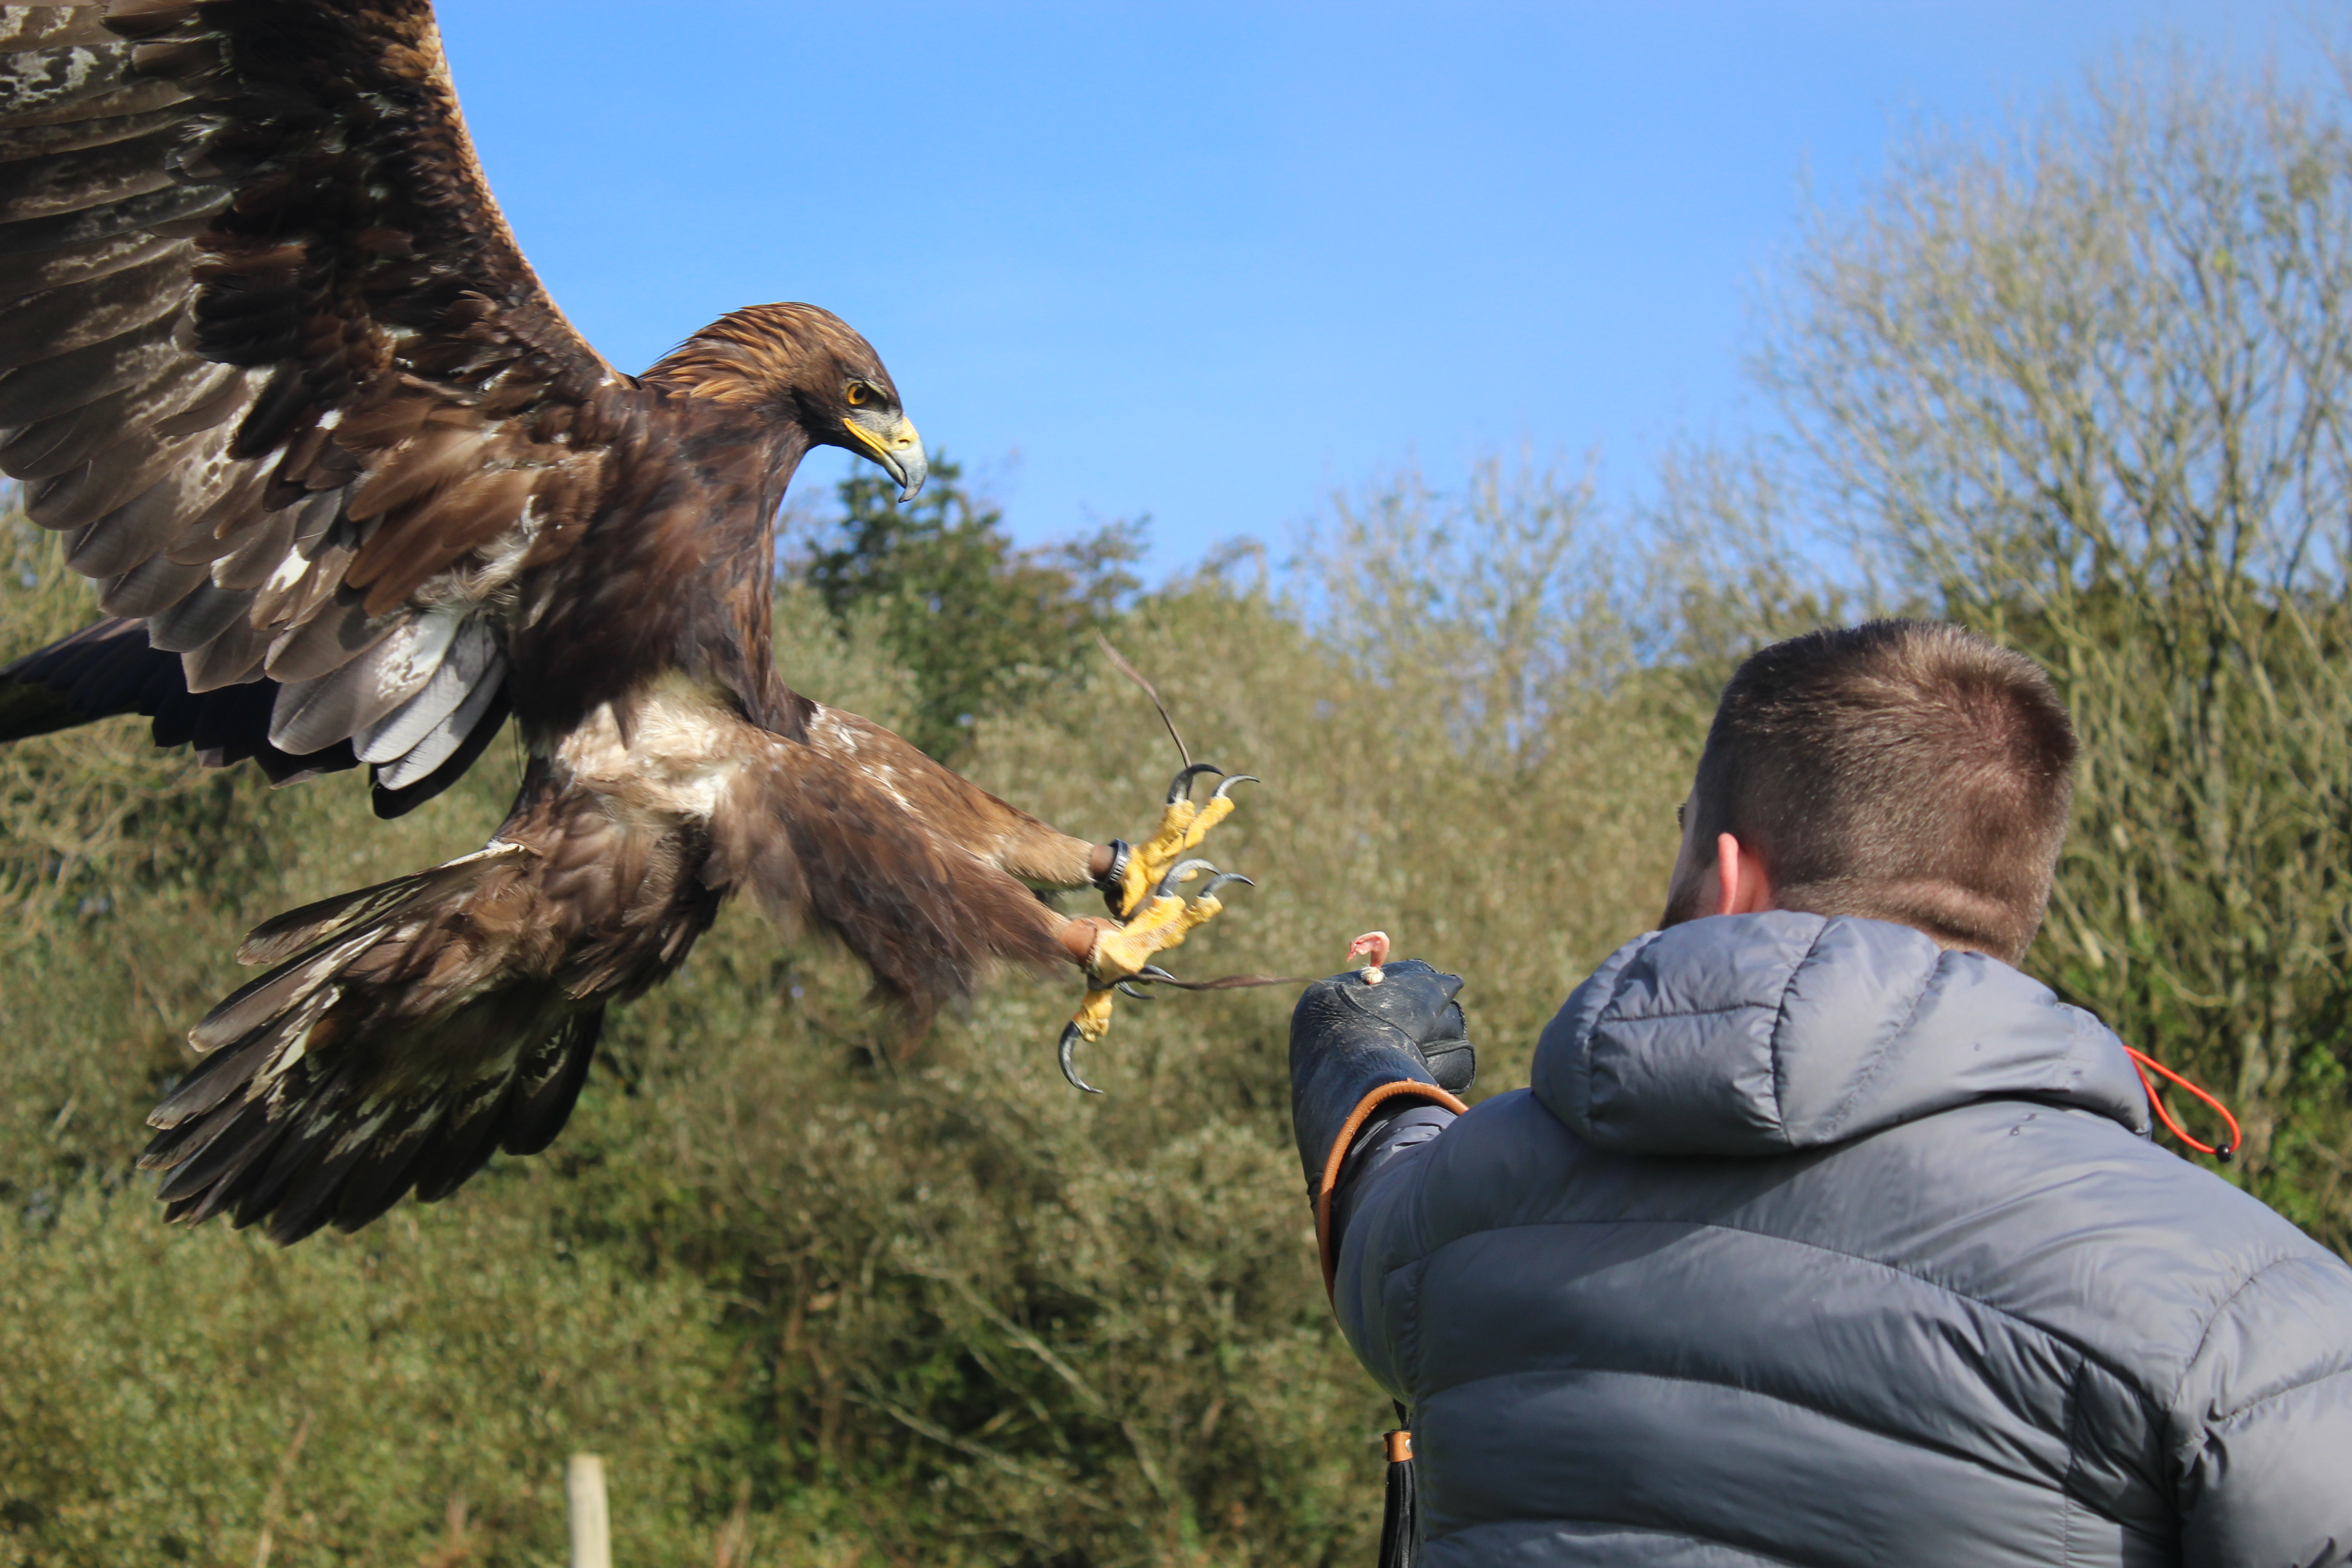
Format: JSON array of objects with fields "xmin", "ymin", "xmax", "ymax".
[{"xmin": 1290, "ymin": 960, "xmax": 1475, "ymax": 1290}]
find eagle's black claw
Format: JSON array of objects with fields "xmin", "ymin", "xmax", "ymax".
[
  {"xmin": 1154, "ymin": 857, "xmax": 1218, "ymax": 899},
  {"xmin": 1199, "ymin": 870, "xmax": 1255, "ymax": 901},
  {"xmin": 1058, "ymin": 1022, "xmax": 1104, "ymax": 1095},
  {"xmin": 1115, "ymin": 980, "xmax": 1154, "ymax": 1000},
  {"xmin": 1211, "ymin": 774, "xmax": 1259, "ymax": 800},
  {"xmin": 1165, "ymin": 762, "xmax": 1224, "ymax": 804}
]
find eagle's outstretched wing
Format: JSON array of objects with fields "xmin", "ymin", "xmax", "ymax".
[
  {"xmin": 0, "ymin": 0, "xmax": 631, "ymax": 809},
  {"xmin": 0, "ymin": 2, "xmax": 1263, "ymax": 1242}
]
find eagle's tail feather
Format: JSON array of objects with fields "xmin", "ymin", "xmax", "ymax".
[
  {"xmin": 190, "ymin": 923, "xmax": 396, "ymax": 1053},
  {"xmin": 147, "ymin": 1005, "xmax": 318, "ymax": 1129},
  {"xmin": 138, "ymin": 778, "xmax": 658, "ymax": 1243},
  {"xmin": 498, "ymin": 1010, "xmax": 608, "ymax": 1157},
  {"xmin": 230, "ymin": 843, "xmax": 523, "ymax": 968},
  {"xmin": 152, "ymin": 1101, "xmax": 284, "ymax": 1216}
]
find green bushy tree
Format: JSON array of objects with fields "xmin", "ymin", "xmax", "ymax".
[{"xmin": 797, "ymin": 456, "xmax": 1142, "ymax": 760}]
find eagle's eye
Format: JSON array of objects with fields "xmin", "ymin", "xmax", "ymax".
[{"xmin": 845, "ymin": 382, "xmax": 872, "ymax": 408}]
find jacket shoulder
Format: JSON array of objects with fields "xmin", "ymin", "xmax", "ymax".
[
  {"xmin": 1335, "ymin": 1084, "xmax": 2352, "ymax": 1412},
  {"xmin": 1860, "ymin": 1105, "xmax": 2352, "ymax": 1387}
]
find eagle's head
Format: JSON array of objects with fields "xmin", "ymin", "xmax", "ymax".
[{"xmin": 642, "ymin": 302, "xmax": 928, "ymax": 500}]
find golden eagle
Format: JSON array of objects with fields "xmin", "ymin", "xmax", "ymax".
[{"xmin": 0, "ymin": 0, "xmax": 1252, "ymax": 1242}]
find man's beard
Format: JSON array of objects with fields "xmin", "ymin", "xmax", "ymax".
[{"xmin": 1659, "ymin": 873, "xmax": 1710, "ymax": 930}]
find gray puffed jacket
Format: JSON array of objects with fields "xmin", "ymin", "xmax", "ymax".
[{"xmin": 1329, "ymin": 912, "xmax": 2352, "ymax": 1566}]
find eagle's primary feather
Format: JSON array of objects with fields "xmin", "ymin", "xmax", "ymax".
[{"xmin": 0, "ymin": 0, "xmax": 1199, "ymax": 1243}]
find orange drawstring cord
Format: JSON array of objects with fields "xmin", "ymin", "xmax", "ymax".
[{"xmin": 2122, "ymin": 1046, "xmax": 2241, "ymax": 1162}]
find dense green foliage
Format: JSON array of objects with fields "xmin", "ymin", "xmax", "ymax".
[{"xmin": 4, "ymin": 49, "xmax": 2350, "ymax": 1568}]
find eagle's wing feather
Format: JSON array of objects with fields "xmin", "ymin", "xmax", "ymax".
[
  {"xmin": 3, "ymin": 4, "xmax": 1190, "ymax": 1241},
  {"xmin": 0, "ymin": 1, "xmax": 637, "ymax": 803}
]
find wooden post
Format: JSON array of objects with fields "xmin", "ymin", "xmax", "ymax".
[{"xmin": 566, "ymin": 1454, "xmax": 611, "ymax": 1568}]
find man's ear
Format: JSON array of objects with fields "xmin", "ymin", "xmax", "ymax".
[{"xmin": 1714, "ymin": 833, "xmax": 1777, "ymax": 916}]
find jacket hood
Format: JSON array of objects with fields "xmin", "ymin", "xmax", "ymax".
[{"xmin": 1532, "ymin": 911, "xmax": 2152, "ymax": 1156}]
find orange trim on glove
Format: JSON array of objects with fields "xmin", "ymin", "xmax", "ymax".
[{"xmin": 1316, "ymin": 1079, "xmax": 1469, "ymax": 1299}]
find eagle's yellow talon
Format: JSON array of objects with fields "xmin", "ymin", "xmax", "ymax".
[
  {"xmin": 1117, "ymin": 767, "xmax": 1254, "ymax": 916},
  {"xmin": 1059, "ymin": 988, "xmax": 1118, "ymax": 1093},
  {"xmin": 1068, "ymin": 770, "xmax": 1258, "ymax": 1093},
  {"xmin": 1092, "ymin": 890, "xmax": 1225, "ymax": 980}
]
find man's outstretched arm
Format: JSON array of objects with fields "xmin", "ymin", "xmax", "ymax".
[{"xmin": 1289, "ymin": 960, "xmax": 1475, "ymax": 1296}]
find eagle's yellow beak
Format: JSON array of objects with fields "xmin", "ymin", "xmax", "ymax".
[{"xmin": 843, "ymin": 408, "xmax": 926, "ymax": 501}]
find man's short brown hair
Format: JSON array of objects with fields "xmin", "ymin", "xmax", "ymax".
[{"xmin": 1687, "ymin": 620, "xmax": 2076, "ymax": 963}]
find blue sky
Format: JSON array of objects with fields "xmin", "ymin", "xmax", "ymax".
[{"xmin": 436, "ymin": 1, "xmax": 2323, "ymax": 573}]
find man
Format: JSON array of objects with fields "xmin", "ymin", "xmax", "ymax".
[{"xmin": 1291, "ymin": 620, "xmax": 2352, "ymax": 1566}]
